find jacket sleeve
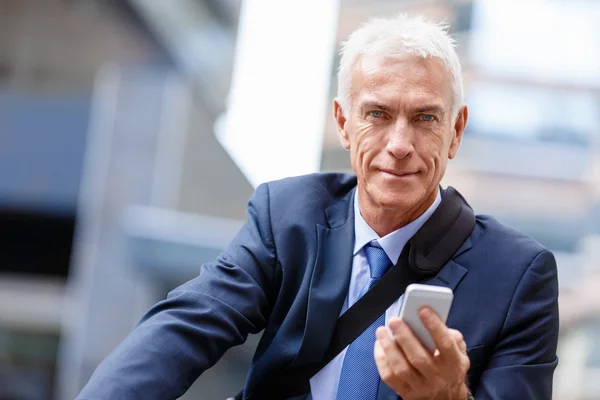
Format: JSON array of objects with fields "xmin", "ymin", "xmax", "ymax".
[
  {"xmin": 474, "ymin": 249, "xmax": 559, "ymax": 399},
  {"xmin": 76, "ymin": 183, "xmax": 278, "ymax": 400}
]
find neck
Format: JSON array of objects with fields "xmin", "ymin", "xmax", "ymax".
[{"xmin": 357, "ymin": 187, "xmax": 438, "ymax": 237}]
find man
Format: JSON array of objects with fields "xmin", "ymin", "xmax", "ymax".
[{"xmin": 77, "ymin": 14, "xmax": 559, "ymax": 400}]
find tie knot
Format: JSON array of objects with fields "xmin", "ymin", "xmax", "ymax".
[{"xmin": 364, "ymin": 243, "xmax": 393, "ymax": 280}]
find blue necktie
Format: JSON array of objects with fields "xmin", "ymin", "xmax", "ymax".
[{"xmin": 336, "ymin": 243, "xmax": 393, "ymax": 399}]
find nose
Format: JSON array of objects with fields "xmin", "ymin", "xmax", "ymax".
[{"xmin": 386, "ymin": 120, "xmax": 414, "ymax": 159}]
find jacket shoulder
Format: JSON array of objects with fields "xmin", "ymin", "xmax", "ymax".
[
  {"xmin": 267, "ymin": 172, "xmax": 356, "ymax": 198},
  {"xmin": 263, "ymin": 173, "xmax": 356, "ymax": 219},
  {"xmin": 469, "ymin": 214, "xmax": 550, "ymax": 271}
]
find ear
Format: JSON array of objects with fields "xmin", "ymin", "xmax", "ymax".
[
  {"xmin": 448, "ymin": 105, "xmax": 468, "ymax": 159},
  {"xmin": 333, "ymin": 98, "xmax": 351, "ymax": 150}
]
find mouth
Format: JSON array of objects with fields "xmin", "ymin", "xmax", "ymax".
[{"xmin": 378, "ymin": 168, "xmax": 418, "ymax": 178}]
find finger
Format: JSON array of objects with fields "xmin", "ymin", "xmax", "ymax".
[
  {"xmin": 374, "ymin": 340, "xmax": 413, "ymax": 395},
  {"xmin": 375, "ymin": 327, "xmax": 422, "ymax": 385},
  {"xmin": 388, "ymin": 318, "xmax": 436, "ymax": 377},
  {"xmin": 374, "ymin": 340, "xmax": 394, "ymax": 382},
  {"xmin": 448, "ymin": 329, "xmax": 470, "ymax": 370},
  {"xmin": 419, "ymin": 307, "xmax": 460, "ymax": 357},
  {"xmin": 446, "ymin": 329, "xmax": 471, "ymax": 375},
  {"xmin": 449, "ymin": 329, "xmax": 467, "ymax": 354}
]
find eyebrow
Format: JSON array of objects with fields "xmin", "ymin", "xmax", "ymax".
[
  {"xmin": 359, "ymin": 101, "xmax": 393, "ymax": 112},
  {"xmin": 359, "ymin": 101, "xmax": 447, "ymax": 116},
  {"xmin": 412, "ymin": 105, "xmax": 446, "ymax": 115}
]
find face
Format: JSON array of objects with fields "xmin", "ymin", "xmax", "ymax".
[{"xmin": 334, "ymin": 54, "xmax": 468, "ymax": 219}]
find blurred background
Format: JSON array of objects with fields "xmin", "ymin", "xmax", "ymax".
[{"xmin": 0, "ymin": 0, "xmax": 599, "ymax": 399}]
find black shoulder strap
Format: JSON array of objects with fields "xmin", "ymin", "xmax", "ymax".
[{"xmin": 242, "ymin": 187, "xmax": 476, "ymax": 400}]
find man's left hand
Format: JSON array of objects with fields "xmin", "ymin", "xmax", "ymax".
[{"xmin": 374, "ymin": 307, "xmax": 470, "ymax": 400}]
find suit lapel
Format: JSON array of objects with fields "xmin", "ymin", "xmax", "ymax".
[
  {"xmin": 424, "ymin": 237, "xmax": 472, "ymax": 290},
  {"xmin": 291, "ymin": 189, "xmax": 356, "ymax": 367},
  {"xmin": 424, "ymin": 259, "xmax": 468, "ymax": 291}
]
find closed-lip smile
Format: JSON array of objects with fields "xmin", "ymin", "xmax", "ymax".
[{"xmin": 379, "ymin": 168, "xmax": 417, "ymax": 177}]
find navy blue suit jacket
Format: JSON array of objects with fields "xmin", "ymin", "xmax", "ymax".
[{"xmin": 77, "ymin": 173, "xmax": 559, "ymax": 399}]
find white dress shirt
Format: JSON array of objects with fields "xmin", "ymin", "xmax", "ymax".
[{"xmin": 309, "ymin": 189, "xmax": 442, "ymax": 400}]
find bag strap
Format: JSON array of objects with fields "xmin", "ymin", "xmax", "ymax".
[
  {"xmin": 242, "ymin": 187, "xmax": 476, "ymax": 400},
  {"xmin": 253, "ymin": 249, "xmax": 419, "ymax": 399}
]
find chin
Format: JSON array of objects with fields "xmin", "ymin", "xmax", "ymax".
[
  {"xmin": 378, "ymin": 193, "xmax": 420, "ymax": 211},
  {"xmin": 369, "ymin": 179, "xmax": 425, "ymax": 211}
]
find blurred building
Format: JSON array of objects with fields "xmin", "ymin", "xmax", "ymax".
[
  {"xmin": 0, "ymin": 0, "xmax": 598, "ymax": 399},
  {"xmin": 0, "ymin": 1, "xmax": 251, "ymax": 399},
  {"xmin": 0, "ymin": 1, "xmax": 162, "ymax": 399}
]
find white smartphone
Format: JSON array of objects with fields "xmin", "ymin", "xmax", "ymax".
[{"xmin": 397, "ymin": 284, "xmax": 454, "ymax": 352}]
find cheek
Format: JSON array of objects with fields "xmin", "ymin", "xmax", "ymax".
[
  {"xmin": 351, "ymin": 126, "xmax": 379, "ymax": 167},
  {"xmin": 418, "ymin": 131, "xmax": 448, "ymax": 173},
  {"xmin": 434, "ymin": 133, "xmax": 455, "ymax": 176}
]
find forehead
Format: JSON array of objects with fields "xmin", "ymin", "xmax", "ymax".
[{"xmin": 351, "ymin": 54, "xmax": 452, "ymax": 109}]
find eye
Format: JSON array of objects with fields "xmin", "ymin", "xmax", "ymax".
[
  {"xmin": 420, "ymin": 114, "xmax": 435, "ymax": 122},
  {"xmin": 368, "ymin": 110, "xmax": 384, "ymax": 118}
]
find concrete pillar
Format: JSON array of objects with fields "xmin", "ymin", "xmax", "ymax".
[{"xmin": 55, "ymin": 66, "xmax": 192, "ymax": 400}]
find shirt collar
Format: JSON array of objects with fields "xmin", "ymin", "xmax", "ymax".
[{"xmin": 353, "ymin": 188, "xmax": 442, "ymax": 264}]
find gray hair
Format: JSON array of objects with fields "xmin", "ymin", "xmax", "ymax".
[{"xmin": 337, "ymin": 13, "xmax": 464, "ymax": 118}]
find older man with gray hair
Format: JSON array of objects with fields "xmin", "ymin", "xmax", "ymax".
[{"xmin": 77, "ymin": 13, "xmax": 559, "ymax": 400}]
